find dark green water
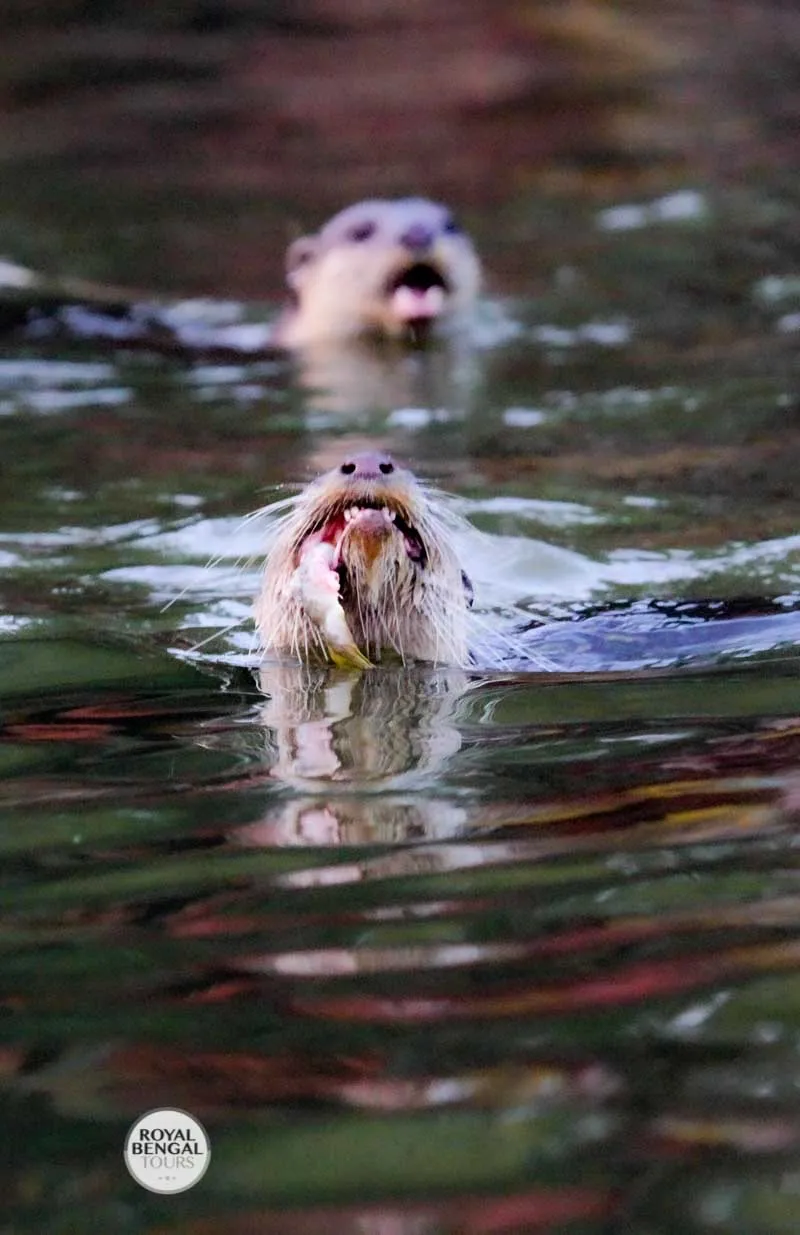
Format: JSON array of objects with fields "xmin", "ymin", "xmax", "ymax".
[{"xmin": 1, "ymin": 190, "xmax": 800, "ymax": 1234}]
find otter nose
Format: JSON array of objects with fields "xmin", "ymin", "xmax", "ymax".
[
  {"xmin": 399, "ymin": 223, "xmax": 434, "ymax": 252},
  {"xmin": 339, "ymin": 452, "xmax": 396, "ymax": 479}
]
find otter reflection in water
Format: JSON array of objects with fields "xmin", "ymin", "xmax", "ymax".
[{"xmin": 245, "ymin": 661, "xmax": 469, "ymax": 846}]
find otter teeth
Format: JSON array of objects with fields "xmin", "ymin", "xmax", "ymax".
[{"xmin": 343, "ymin": 504, "xmax": 396, "ymax": 523}]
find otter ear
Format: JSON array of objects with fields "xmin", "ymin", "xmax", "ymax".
[{"xmin": 285, "ymin": 235, "xmax": 318, "ymax": 291}]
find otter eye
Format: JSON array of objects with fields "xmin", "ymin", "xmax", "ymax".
[
  {"xmin": 347, "ymin": 220, "xmax": 376, "ymax": 243},
  {"xmin": 379, "ymin": 461, "xmax": 394, "ymax": 474},
  {"xmin": 443, "ymin": 215, "xmax": 462, "ymax": 234},
  {"xmin": 340, "ymin": 461, "xmax": 356, "ymax": 474}
]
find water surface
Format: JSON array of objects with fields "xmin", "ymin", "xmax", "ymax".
[{"xmin": 1, "ymin": 189, "xmax": 800, "ymax": 1234}]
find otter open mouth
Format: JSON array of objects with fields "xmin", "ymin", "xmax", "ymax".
[
  {"xmin": 299, "ymin": 499, "xmax": 427, "ymax": 569},
  {"xmin": 388, "ymin": 263, "xmax": 450, "ymax": 327}
]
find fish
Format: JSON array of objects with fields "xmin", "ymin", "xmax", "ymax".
[{"xmin": 292, "ymin": 537, "xmax": 374, "ymax": 670}]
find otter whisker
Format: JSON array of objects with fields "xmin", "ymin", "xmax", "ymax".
[
  {"xmin": 160, "ymin": 492, "xmax": 297, "ymax": 626},
  {"xmin": 184, "ymin": 616, "xmax": 251, "ymax": 656},
  {"xmin": 240, "ymin": 491, "xmax": 304, "ymax": 525},
  {"xmin": 466, "ymin": 608, "xmax": 561, "ymax": 671},
  {"xmin": 159, "ymin": 569, "xmax": 215, "ymax": 614},
  {"xmin": 386, "ymin": 570, "xmax": 406, "ymax": 664}
]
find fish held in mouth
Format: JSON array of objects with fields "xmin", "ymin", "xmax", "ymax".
[
  {"xmin": 293, "ymin": 506, "xmax": 404, "ymax": 669},
  {"xmin": 291, "ymin": 538, "xmax": 374, "ymax": 671}
]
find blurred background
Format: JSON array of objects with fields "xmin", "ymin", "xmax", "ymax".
[
  {"xmin": 2, "ymin": 6, "xmax": 800, "ymax": 1235},
  {"xmin": 0, "ymin": 0, "xmax": 798, "ymax": 297}
]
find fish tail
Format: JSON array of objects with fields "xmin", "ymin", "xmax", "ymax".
[{"xmin": 327, "ymin": 642, "xmax": 374, "ymax": 671}]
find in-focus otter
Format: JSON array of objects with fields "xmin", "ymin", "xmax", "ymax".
[
  {"xmin": 255, "ymin": 451, "xmax": 472, "ymax": 667},
  {"xmin": 275, "ymin": 198, "xmax": 481, "ymax": 347}
]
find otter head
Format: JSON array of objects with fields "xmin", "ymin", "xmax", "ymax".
[
  {"xmin": 279, "ymin": 198, "xmax": 481, "ymax": 346},
  {"xmin": 256, "ymin": 451, "xmax": 473, "ymax": 665}
]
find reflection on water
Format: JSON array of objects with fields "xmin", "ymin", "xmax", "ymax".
[
  {"xmin": 250, "ymin": 663, "xmax": 467, "ymax": 844},
  {"xmin": 1, "ymin": 198, "xmax": 800, "ymax": 1234},
  {"xmin": 292, "ymin": 336, "xmax": 480, "ymax": 422},
  {"xmin": 3, "ymin": 623, "xmax": 800, "ymax": 1233}
]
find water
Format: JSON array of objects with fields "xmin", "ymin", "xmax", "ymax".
[{"xmin": 1, "ymin": 191, "xmax": 800, "ymax": 1234}]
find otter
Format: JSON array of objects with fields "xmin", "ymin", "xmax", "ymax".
[
  {"xmin": 274, "ymin": 198, "xmax": 482, "ymax": 347},
  {"xmin": 255, "ymin": 451, "xmax": 472, "ymax": 667}
]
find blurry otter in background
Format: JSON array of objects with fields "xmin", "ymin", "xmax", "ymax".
[{"xmin": 275, "ymin": 197, "xmax": 482, "ymax": 348}]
